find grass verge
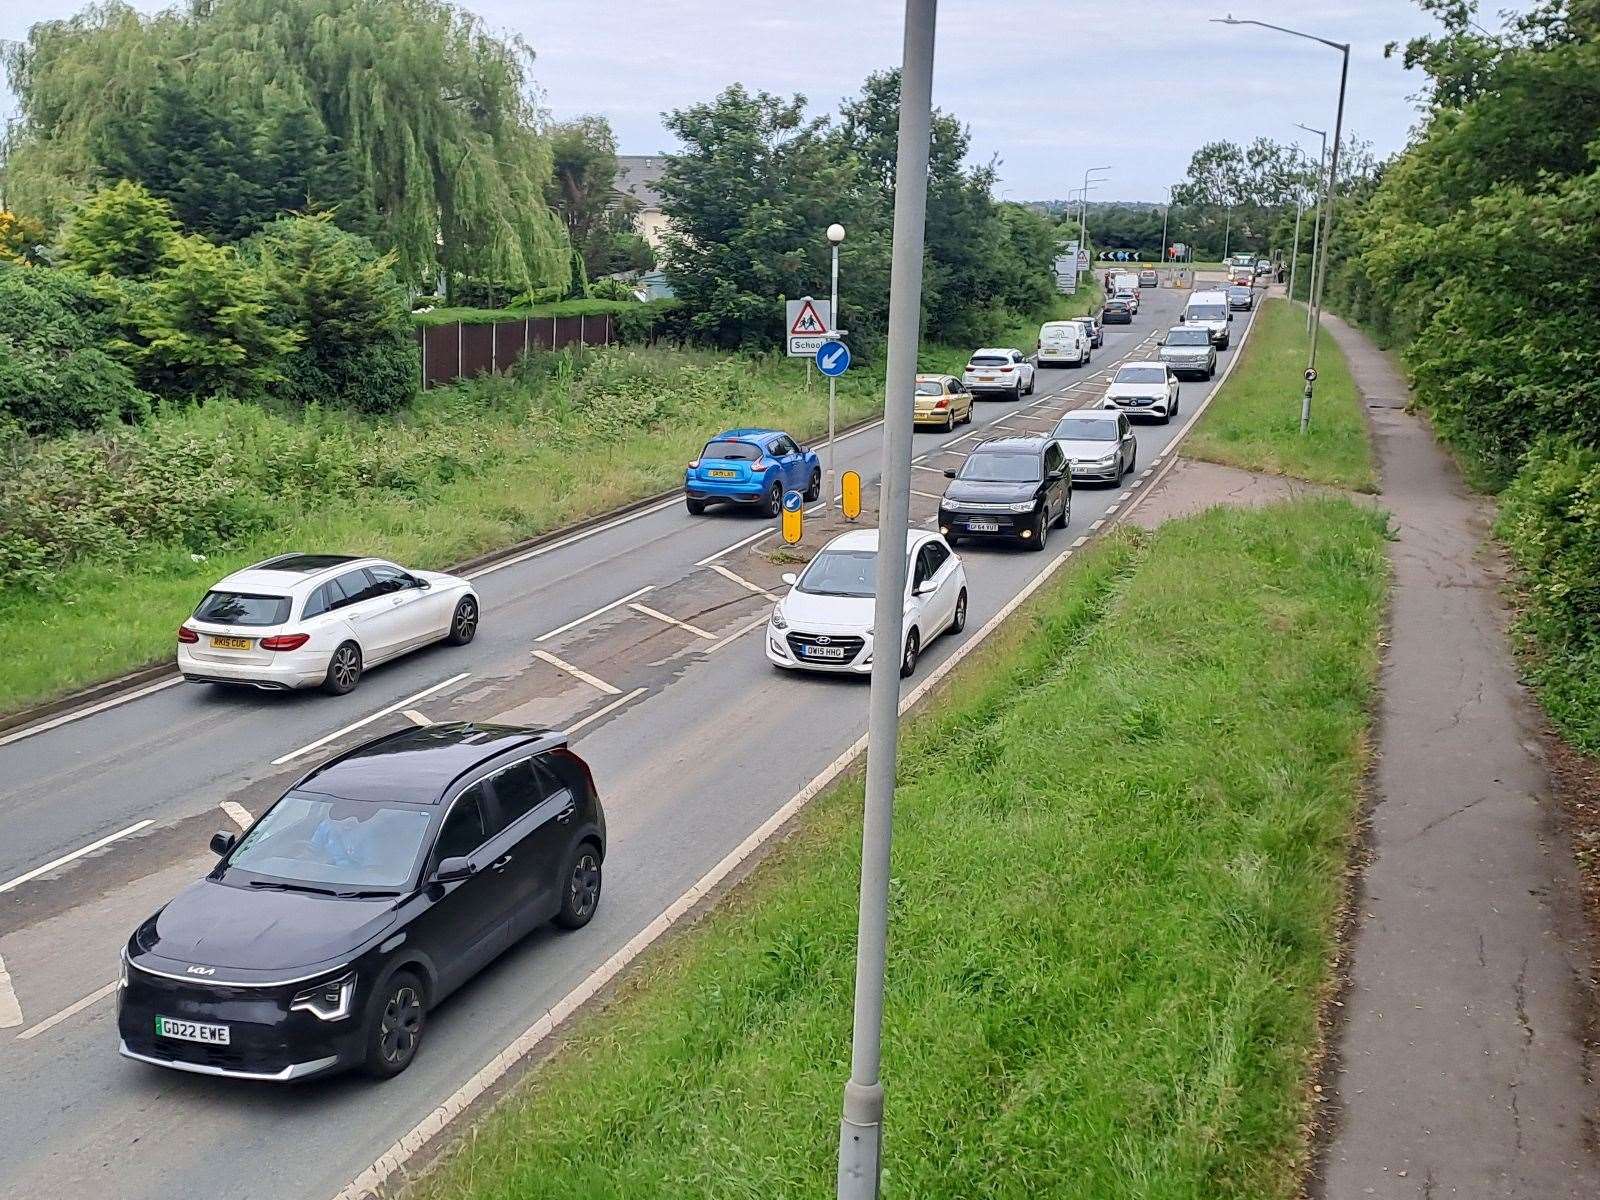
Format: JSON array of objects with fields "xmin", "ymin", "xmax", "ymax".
[
  {"xmin": 1185, "ymin": 297, "xmax": 1378, "ymax": 492},
  {"xmin": 401, "ymin": 497, "xmax": 1388, "ymax": 1200}
]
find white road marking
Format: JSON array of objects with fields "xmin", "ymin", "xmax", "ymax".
[
  {"xmin": 911, "ymin": 463, "xmax": 947, "ymax": 475},
  {"xmin": 15, "ymin": 980, "xmax": 117, "ymax": 1041},
  {"xmin": 530, "ymin": 651, "xmax": 620, "ymax": 696},
  {"xmin": 1091, "ymin": 519, "xmax": 1106, "ymax": 530},
  {"xmin": 269, "ymin": 673, "xmax": 470, "ymax": 766},
  {"xmin": 462, "ymin": 497, "xmax": 683, "ymax": 581},
  {"xmin": 0, "ymin": 820, "xmax": 155, "ymax": 896},
  {"xmin": 220, "ymin": 801, "xmax": 253, "ymax": 829},
  {"xmin": 0, "ymin": 954, "xmax": 22, "ymax": 1028},
  {"xmin": 910, "ymin": 488, "xmax": 943, "ymax": 501},
  {"xmin": 1072, "ymin": 535, "xmax": 1090, "ymax": 548},
  {"xmin": 0, "ymin": 676, "xmax": 184, "ymax": 751},
  {"xmin": 1106, "ymin": 504, "xmax": 1120, "ymax": 515},
  {"xmin": 628, "ymin": 603, "xmax": 714, "ymax": 640},
  {"xmin": 565, "ymin": 687, "xmax": 647, "ymax": 736},
  {"xmin": 706, "ymin": 611, "xmax": 776, "ymax": 655},
  {"xmin": 1119, "ymin": 491, "xmax": 1134, "ymax": 501},
  {"xmin": 707, "ymin": 563, "xmax": 778, "ymax": 601},
  {"xmin": 401, "ymin": 709, "xmax": 432, "ymax": 728},
  {"xmin": 534, "ymin": 586, "xmax": 655, "ymax": 643},
  {"xmin": 693, "ymin": 523, "xmax": 776, "ymax": 567}
]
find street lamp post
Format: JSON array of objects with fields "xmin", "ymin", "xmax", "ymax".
[
  {"xmin": 1159, "ymin": 186, "xmax": 1172, "ymax": 280},
  {"xmin": 1214, "ymin": 14, "xmax": 1349, "ymax": 435},
  {"xmin": 1080, "ymin": 165, "xmax": 1110, "ymax": 257},
  {"xmin": 1221, "ymin": 204, "xmax": 1232, "ymax": 262},
  {"xmin": 836, "ymin": 1, "xmax": 936, "ymax": 1196},
  {"xmin": 827, "ymin": 222, "xmax": 846, "ymax": 508},
  {"xmin": 1295, "ymin": 123, "xmax": 1327, "ymax": 331},
  {"xmin": 1287, "ymin": 188, "xmax": 1304, "ymax": 308}
]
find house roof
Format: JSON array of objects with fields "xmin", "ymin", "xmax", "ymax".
[{"xmin": 615, "ymin": 155, "xmax": 668, "ymax": 211}]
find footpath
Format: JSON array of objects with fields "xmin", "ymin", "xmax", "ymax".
[{"xmin": 1316, "ymin": 314, "xmax": 1600, "ymax": 1197}]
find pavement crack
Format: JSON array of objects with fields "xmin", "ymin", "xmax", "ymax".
[
  {"xmin": 1513, "ymin": 953, "xmax": 1533, "ymax": 1047},
  {"xmin": 1412, "ymin": 794, "xmax": 1488, "ymax": 839}
]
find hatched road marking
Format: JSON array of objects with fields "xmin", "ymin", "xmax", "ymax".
[
  {"xmin": 531, "ymin": 651, "xmax": 621, "ymax": 696},
  {"xmin": 629, "ymin": 603, "xmax": 715, "ymax": 640},
  {"xmin": 0, "ymin": 820, "xmax": 155, "ymax": 896},
  {"xmin": 220, "ymin": 801, "xmax": 253, "ymax": 829},
  {"xmin": 16, "ymin": 980, "xmax": 117, "ymax": 1042},
  {"xmin": 707, "ymin": 563, "xmax": 778, "ymax": 602},
  {"xmin": 270, "ymin": 674, "xmax": 470, "ymax": 766}
]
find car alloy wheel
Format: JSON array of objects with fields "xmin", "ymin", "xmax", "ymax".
[
  {"xmin": 952, "ymin": 589, "xmax": 967, "ymax": 634},
  {"xmin": 555, "ymin": 844, "xmax": 603, "ymax": 929},
  {"xmin": 766, "ymin": 482, "xmax": 783, "ymax": 518},
  {"xmin": 323, "ymin": 642, "xmax": 362, "ymax": 695},
  {"xmin": 363, "ymin": 970, "xmax": 426, "ymax": 1078},
  {"xmin": 900, "ymin": 629, "xmax": 920, "ymax": 678},
  {"xmin": 447, "ymin": 597, "xmax": 478, "ymax": 645}
]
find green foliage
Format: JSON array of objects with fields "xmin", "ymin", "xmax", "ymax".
[
  {"xmin": 3, "ymin": 0, "xmax": 569, "ymax": 291},
  {"xmin": 115, "ymin": 234, "xmax": 300, "ymax": 399},
  {"xmin": 244, "ymin": 213, "xmax": 416, "ymax": 413},
  {"xmin": 55, "ymin": 179, "xmax": 178, "ymax": 279},
  {"xmin": 545, "ymin": 116, "xmax": 654, "ymax": 282},
  {"xmin": 1498, "ymin": 437, "xmax": 1600, "ymax": 750},
  {"xmin": 0, "ymin": 262, "xmax": 152, "ymax": 435}
]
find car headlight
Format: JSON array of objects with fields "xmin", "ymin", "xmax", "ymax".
[
  {"xmin": 1008, "ymin": 500, "xmax": 1039, "ymax": 513},
  {"xmin": 290, "ymin": 970, "xmax": 357, "ymax": 1021},
  {"xmin": 1095, "ymin": 453, "xmax": 1118, "ymax": 466},
  {"xmin": 770, "ymin": 605, "xmax": 788, "ymax": 631}
]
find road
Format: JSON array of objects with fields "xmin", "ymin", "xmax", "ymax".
[{"xmin": 0, "ymin": 279, "xmax": 1255, "ymax": 1200}]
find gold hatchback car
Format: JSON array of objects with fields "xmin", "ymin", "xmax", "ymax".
[{"xmin": 912, "ymin": 374, "xmax": 975, "ymax": 431}]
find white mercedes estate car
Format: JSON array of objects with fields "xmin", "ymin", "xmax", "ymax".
[
  {"xmin": 177, "ymin": 554, "xmax": 480, "ymax": 695},
  {"xmin": 766, "ymin": 529, "xmax": 967, "ymax": 679}
]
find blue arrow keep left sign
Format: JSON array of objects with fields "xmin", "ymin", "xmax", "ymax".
[{"xmin": 816, "ymin": 340, "xmax": 850, "ymax": 377}]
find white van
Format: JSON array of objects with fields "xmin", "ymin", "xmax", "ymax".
[
  {"xmin": 1113, "ymin": 271, "xmax": 1139, "ymax": 295},
  {"xmin": 1037, "ymin": 320, "xmax": 1091, "ymax": 367},
  {"xmin": 1180, "ymin": 290, "xmax": 1233, "ymax": 349}
]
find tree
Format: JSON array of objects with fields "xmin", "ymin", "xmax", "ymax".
[
  {"xmin": 116, "ymin": 234, "xmax": 301, "ymax": 400},
  {"xmin": 3, "ymin": 0, "xmax": 570, "ymax": 292},
  {"xmin": 545, "ymin": 116, "xmax": 650, "ymax": 280},
  {"xmin": 56, "ymin": 180, "xmax": 178, "ymax": 279},
  {"xmin": 659, "ymin": 85, "xmax": 869, "ymax": 349},
  {"xmin": 244, "ymin": 213, "xmax": 418, "ymax": 412}
]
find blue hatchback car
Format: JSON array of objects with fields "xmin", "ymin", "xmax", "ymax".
[{"xmin": 684, "ymin": 428, "xmax": 822, "ymax": 516}]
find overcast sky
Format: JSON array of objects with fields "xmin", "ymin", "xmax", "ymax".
[{"xmin": 2, "ymin": 1, "xmax": 1473, "ymax": 200}]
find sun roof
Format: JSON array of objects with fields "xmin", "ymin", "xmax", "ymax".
[{"xmin": 254, "ymin": 554, "xmax": 360, "ymax": 573}]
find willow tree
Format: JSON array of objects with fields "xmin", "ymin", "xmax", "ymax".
[{"xmin": 2, "ymin": 0, "xmax": 569, "ymax": 293}]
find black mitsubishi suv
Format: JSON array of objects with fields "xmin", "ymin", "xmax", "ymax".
[
  {"xmin": 938, "ymin": 436, "xmax": 1072, "ymax": 551},
  {"xmin": 118, "ymin": 723, "xmax": 606, "ymax": 1082}
]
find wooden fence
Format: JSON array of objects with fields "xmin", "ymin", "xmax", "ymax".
[{"xmin": 416, "ymin": 313, "xmax": 615, "ymax": 388}]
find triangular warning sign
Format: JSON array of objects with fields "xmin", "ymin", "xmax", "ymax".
[{"xmin": 790, "ymin": 298, "xmax": 828, "ymax": 336}]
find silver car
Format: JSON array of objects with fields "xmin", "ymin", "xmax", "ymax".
[
  {"xmin": 1051, "ymin": 409, "xmax": 1136, "ymax": 483},
  {"xmin": 1158, "ymin": 326, "xmax": 1217, "ymax": 380}
]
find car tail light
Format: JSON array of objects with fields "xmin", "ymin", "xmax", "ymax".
[
  {"xmin": 260, "ymin": 633, "xmax": 311, "ymax": 651},
  {"xmin": 177, "ymin": 625, "xmax": 199, "ymax": 643},
  {"xmin": 934, "ymin": 398, "xmax": 949, "ymax": 408},
  {"xmin": 750, "ymin": 457, "xmax": 770, "ymax": 472},
  {"xmin": 997, "ymin": 366, "xmax": 1014, "ymax": 374},
  {"xmin": 688, "ymin": 459, "xmax": 700, "ymax": 469}
]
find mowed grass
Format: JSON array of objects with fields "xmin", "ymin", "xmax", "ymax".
[
  {"xmin": 1186, "ymin": 297, "xmax": 1378, "ymax": 492},
  {"xmin": 404, "ymin": 497, "xmax": 1388, "ymax": 1200}
]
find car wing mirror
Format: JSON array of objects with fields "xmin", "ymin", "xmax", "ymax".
[
  {"xmin": 914, "ymin": 579, "xmax": 938, "ymax": 596},
  {"xmin": 433, "ymin": 856, "xmax": 476, "ymax": 883},
  {"xmin": 781, "ymin": 572, "xmax": 798, "ymax": 587},
  {"xmin": 414, "ymin": 576, "xmax": 431, "ymax": 589},
  {"xmin": 943, "ymin": 468, "xmax": 957, "ymax": 479},
  {"xmin": 210, "ymin": 830, "xmax": 237, "ymax": 856}
]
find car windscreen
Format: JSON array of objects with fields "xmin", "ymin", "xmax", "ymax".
[
  {"xmin": 915, "ymin": 380, "xmax": 945, "ymax": 396},
  {"xmin": 194, "ymin": 591, "xmax": 291, "ymax": 627},
  {"xmin": 1166, "ymin": 329, "xmax": 1210, "ymax": 346},
  {"xmin": 1116, "ymin": 366, "xmax": 1168, "ymax": 384},
  {"xmin": 1228, "ymin": 288, "xmax": 1251, "ymax": 298},
  {"xmin": 967, "ymin": 355, "xmax": 1008, "ymax": 367},
  {"xmin": 1055, "ymin": 419, "xmax": 1117, "ymax": 442},
  {"xmin": 227, "ymin": 792, "xmax": 433, "ymax": 891},
  {"xmin": 1104, "ymin": 301, "xmax": 1128, "ymax": 311},
  {"xmin": 798, "ymin": 549, "xmax": 877, "ymax": 598},
  {"xmin": 1187, "ymin": 305, "xmax": 1226, "ymax": 322},
  {"xmin": 958, "ymin": 452, "xmax": 1041, "ymax": 482},
  {"xmin": 701, "ymin": 439, "xmax": 760, "ymax": 461}
]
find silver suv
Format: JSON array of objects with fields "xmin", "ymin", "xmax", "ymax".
[{"xmin": 1159, "ymin": 326, "xmax": 1216, "ymax": 380}]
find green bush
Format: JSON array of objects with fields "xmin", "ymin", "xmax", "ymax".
[
  {"xmin": 614, "ymin": 298, "xmax": 688, "ymax": 344},
  {"xmin": 0, "ymin": 263, "xmax": 152, "ymax": 435},
  {"xmin": 245, "ymin": 213, "xmax": 418, "ymax": 413},
  {"xmin": 1497, "ymin": 437, "xmax": 1600, "ymax": 750},
  {"xmin": 55, "ymin": 180, "xmax": 179, "ymax": 280}
]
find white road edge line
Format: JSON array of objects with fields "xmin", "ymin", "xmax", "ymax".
[
  {"xmin": 270, "ymin": 673, "xmax": 470, "ymax": 766},
  {"xmin": 0, "ymin": 676, "xmax": 185, "ymax": 751},
  {"xmin": 565, "ymin": 688, "xmax": 647, "ymax": 736},
  {"xmin": 530, "ymin": 651, "xmax": 620, "ymax": 696},
  {"xmin": 220, "ymin": 801, "xmax": 253, "ymax": 830},
  {"xmin": 693, "ymin": 523, "xmax": 775, "ymax": 567},
  {"xmin": 704, "ymin": 611, "xmax": 772, "ymax": 655},
  {"xmin": 0, "ymin": 953, "xmax": 22, "ymax": 1029},
  {"xmin": 628, "ymin": 603, "xmax": 714, "ymax": 641},
  {"xmin": 707, "ymin": 563, "xmax": 778, "ymax": 601},
  {"xmin": 15, "ymin": 980, "xmax": 117, "ymax": 1042},
  {"xmin": 534, "ymin": 586, "xmax": 655, "ymax": 643},
  {"xmin": 0, "ymin": 820, "xmax": 155, "ymax": 896}
]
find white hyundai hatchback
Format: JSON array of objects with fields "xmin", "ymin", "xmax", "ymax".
[
  {"xmin": 177, "ymin": 554, "xmax": 480, "ymax": 695},
  {"xmin": 766, "ymin": 529, "xmax": 967, "ymax": 678}
]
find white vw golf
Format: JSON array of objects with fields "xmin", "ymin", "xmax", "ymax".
[
  {"xmin": 766, "ymin": 529, "xmax": 968, "ymax": 678},
  {"xmin": 177, "ymin": 554, "xmax": 480, "ymax": 695}
]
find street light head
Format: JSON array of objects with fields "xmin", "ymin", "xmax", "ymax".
[
  {"xmin": 1212, "ymin": 14, "xmax": 1240, "ymax": 24},
  {"xmin": 826, "ymin": 223, "xmax": 846, "ymax": 245}
]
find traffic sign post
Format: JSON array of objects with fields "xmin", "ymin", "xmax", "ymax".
[
  {"xmin": 786, "ymin": 296, "xmax": 833, "ymax": 358},
  {"xmin": 780, "ymin": 489, "xmax": 804, "ymax": 545}
]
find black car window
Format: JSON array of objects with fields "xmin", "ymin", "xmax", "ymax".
[
  {"xmin": 435, "ymin": 784, "xmax": 489, "ymax": 860},
  {"xmin": 194, "ymin": 591, "xmax": 291, "ymax": 627},
  {"xmin": 770, "ymin": 435, "xmax": 798, "ymax": 457},
  {"xmin": 1119, "ymin": 415, "xmax": 1131, "ymax": 437},
  {"xmin": 915, "ymin": 380, "xmax": 944, "ymax": 396},
  {"xmin": 923, "ymin": 540, "xmax": 951, "ymax": 576},
  {"xmin": 490, "ymin": 758, "xmax": 563, "ymax": 827},
  {"xmin": 335, "ymin": 569, "xmax": 378, "ymax": 606},
  {"xmin": 958, "ymin": 452, "xmax": 1042, "ymax": 483},
  {"xmin": 228, "ymin": 792, "xmax": 432, "ymax": 890},
  {"xmin": 303, "ymin": 583, "xmax": 332, "ymax": 620},
  {"xmin": 912, "ymin": 545, "xmax": 934, "ymax": 591},
  {"xmin": 1044, "ymin": 443, "xmax": 1066, "ymax": 475},
  {"xmin": 1057, "ymin": 418, "xmax": 1118, "ymax": 441},
  {"xmin": 366, "ymin": 564, "xmax": 414, "ymax": 596},
  {"xmin": 702, "ymin": 440, "xmax": 760, "ymax": 461}
]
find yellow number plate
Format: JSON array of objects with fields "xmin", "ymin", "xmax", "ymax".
[
  {"xmin": 210, "ymin": 636, "xmax": 252, "ymax": 650},
  {"xmin": 707, "ymin": 469, "xmax": 738, "ymax": 478}
]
